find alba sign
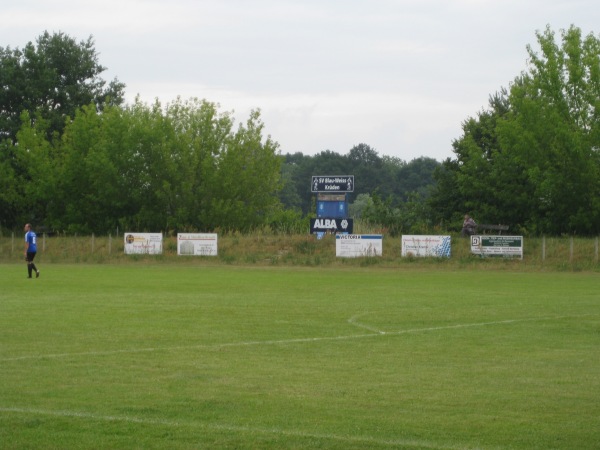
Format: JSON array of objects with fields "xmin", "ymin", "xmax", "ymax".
[{"xmin": 310, "ymin": 218, "xmax": 354, "ymax": 234}]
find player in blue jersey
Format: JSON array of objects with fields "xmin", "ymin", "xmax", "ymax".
[{"xmin": 24, "ymin": 223, "xmax": 40, "ymax": 278}]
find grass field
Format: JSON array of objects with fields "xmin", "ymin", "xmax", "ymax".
[{"xmin": 1, "ymin": 264, "xmax": 599, "ymax": 449}]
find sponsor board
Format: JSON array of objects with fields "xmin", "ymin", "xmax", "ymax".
[
  {"xmin": 310, "ymin": 218, "xmax": 353, "ymax": 234},
  {"xmin": 336, "ymin": 234, "xmax": 382, "ymax": 257},
  {"xmin": 311, "ymin": 175, "xmax": 354, "ymax": 192},
  {"xmin": 124, "ymin": 233, "xmax": 163, "ymax": 254},
  {"xmin": 471, "ymin": 235, "xmax": 523, "ymax": 259},
  {"xmin": 177, "ymin": 233, "xmax": 218, "ymax": 256},
  {"xmin": 401, "ymin": 235, "xmax": 451, "ymax": 258}
]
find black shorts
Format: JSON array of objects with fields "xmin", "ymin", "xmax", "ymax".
[{"xmin": 26, "ymin": 252, "xmax": 37, "ymax": 262}]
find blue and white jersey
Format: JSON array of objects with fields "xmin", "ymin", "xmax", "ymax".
[{"xmin": 25, "ymin": 230, "xmax": 37, "ymax": 253}]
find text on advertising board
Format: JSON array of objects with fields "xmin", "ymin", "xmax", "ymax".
[{"xmin": 311, "ymin": 175, "xmax": 354, "ymax": 192}]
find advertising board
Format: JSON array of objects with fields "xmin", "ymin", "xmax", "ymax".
[
  {"xmin": 336, "ymin": 234, "xmax": 382, "ymax": 257},
  {"xmin": 124, "ymin": 233, "xmax": 163, "ymax": 254},
  {"xmin": 177, "ymin": 233, "xmax": 218, "ymax": 256},
  {"xmin": 471, "ymin": 235, "xmax": 523, "ymax": 259},
  {"xmin": 401, "ymin": 235, "xmax": 451, "ymax": 258},
  {"xmin": 310, "ymin": 218, "xmax": 353, "ymax": 234}
]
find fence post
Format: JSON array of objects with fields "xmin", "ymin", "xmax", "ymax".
[
  {"xmin": 92, "ymin": 233, "xmax": 95, "ymax": 253},
  {"xmin": 11, "ymin": 232, "xmax": 14, "ymax": 255},
  {"xmin": 109, "ymin": 234, "xmax": 112, "ymax": 255},
  {"xmin": 595, "ymin": 236, "xmax": 599, "ymax": 264},
  {"xmin": 43, "ymin": 233, "xmax": 46, "ymax": 252},
  {"xmin": 542, "ymin": 236, "xmax": 545, "ymax": 262},
  {"xmin": 569, "ymin": 236, "xmax": 573, "ymax": 263}
]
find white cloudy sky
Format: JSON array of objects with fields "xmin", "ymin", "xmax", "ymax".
[{"xmin": 2, "ymin": 1, "xmax": 599, "ymax": 161}]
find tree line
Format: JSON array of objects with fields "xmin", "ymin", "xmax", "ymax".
[
  {"xmin": 430, "ymin": 26, "xmax": 600, "ymax": 235},
  {"xmin": 2, "ymin": 27, "xmax": 599, "ymax": 235}
]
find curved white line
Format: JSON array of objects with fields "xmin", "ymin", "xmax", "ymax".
[
  {"xmin": 348, "ymin": 312, "xmax": 386, "ymax": 334},
  {"xmin": 1, "ymin": 314, "xmax": 593, "ymax": 363}
]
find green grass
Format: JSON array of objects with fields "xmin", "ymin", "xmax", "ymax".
[{"xmin": 1, "ymin": 264, "xmax": 599, "ymax": 449}]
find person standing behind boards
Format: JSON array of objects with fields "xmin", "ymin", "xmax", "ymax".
[{"xmin": 461, "ymin": 214, "xmax": 477, "ymax": 237}]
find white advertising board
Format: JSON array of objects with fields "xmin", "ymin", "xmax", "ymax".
[
  {"xmin": 471, "ymin": 235, "xmax": 523, "ymax": 259},
  {"xmin": 401, "ymin": 235, "xmax": 451, "ymax": 258},
  {"xmin": 177, "ymin": 233, "xmax": 218, "ymax": 256},
  {"xmin": 124, "ymin": 233, "xmax": 163, "ymax": 254},
  {"xmin": 336, "ymin": 234, "xmax": 382, "ymax": 258}
]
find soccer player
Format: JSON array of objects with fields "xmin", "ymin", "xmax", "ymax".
[{"xmin": 24, "ymin": 223, "xmax": 40, "ymax": 278}]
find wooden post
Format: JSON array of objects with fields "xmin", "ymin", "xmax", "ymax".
[
  {"xmin": 542, "ymin": 236, "xmax": 546, "ymax": 262},
  {"xmin": 109, "ymin": 234, "xmax": 112, "ymax": 255},
  {"xmin": 569, "ymin": 236, "xmax": 574, "ymax": 263},
  {"xmin": 92, "ymin": 233, "xmax": 95, "ymax": 253}
]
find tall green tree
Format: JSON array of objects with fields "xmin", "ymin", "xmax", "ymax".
[
  {"xmin": 430, "ymin": 25, "xmax": 600, "ymax": 235},
  {"xmin": 32, "ymin": 98, "xmax": 281, "ymax": 233},
  {"xmin": 13, "ymin": 112, "xmax": 59, "ymax": 226},
  {"xmin": 51, "ymin": 104, "xmax": 130, "ymax": 232},
  {"xmin": 201, "ymin": 109, "xmax": 282, "ymax": 231},
  {"xmin": 0, "ymin": 31, "xmax": 125, "ymax": 143},
  {"xmin": 499, "ymin": 26, "xmax": 600, "ymax": 234},
  {"xmin": 0, "ymin": 31, "xmax": 125, "ymax": 229}
]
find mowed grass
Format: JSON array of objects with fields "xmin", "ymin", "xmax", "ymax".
[{"xmin": 0, "ymin": 264, "xmax": 599, "ymax": 449}]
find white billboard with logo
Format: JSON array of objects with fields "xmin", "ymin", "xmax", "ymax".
[
  {"xmin": 124, "ymin": 233, "xmax": 163, "ymax": 254},
  {"xmin": 401, "ymin": 235, "xmax": 451, "ymax": 258},
  {"xmin": 336, "ymin": 234, "xmax": 383, "ymax": 257},
  {"xmin": 177, "ymin": 233, "xmax": 218, "ymax": 256}
]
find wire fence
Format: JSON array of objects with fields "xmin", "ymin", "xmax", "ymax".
[{"xmin": 1, "ymin": 232, "xmax": 599, "ymax": 269}]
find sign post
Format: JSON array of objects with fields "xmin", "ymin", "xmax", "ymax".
[{"xmin": 310, "ymin": 175, "xmax": 354, "ymax": 237}]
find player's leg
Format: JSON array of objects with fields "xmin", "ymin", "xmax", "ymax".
[
  {"xmin": 30, "ymin": 253, "xmax": 39, "ymax": 277},
  {"xmin": 26, "ymin": 252, "xmax": 39, "ymax": 278},
  {"xmin": 26, "ymin": 258, "xmax": 33, "ymax": 278}
]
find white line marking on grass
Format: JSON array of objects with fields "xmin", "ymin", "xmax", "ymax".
[
  {"xmin": 348, "ymin": 313, "xmax": 386, "ymax": 334},
  {"xmin": 0, "ymin": 406, "xmax": 475, "ymax": 450},
  {"xmin": 1, "ymin": 314, "xmax": 594, "ymax": 363},
  {"xmin": 348, "ymin": 313, "xmax": 597, "ymax": 336}
]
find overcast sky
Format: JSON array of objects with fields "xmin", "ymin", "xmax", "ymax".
[{"xmin": 3, "ymin": 1, "xmax": 599, "ymax": 161}]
